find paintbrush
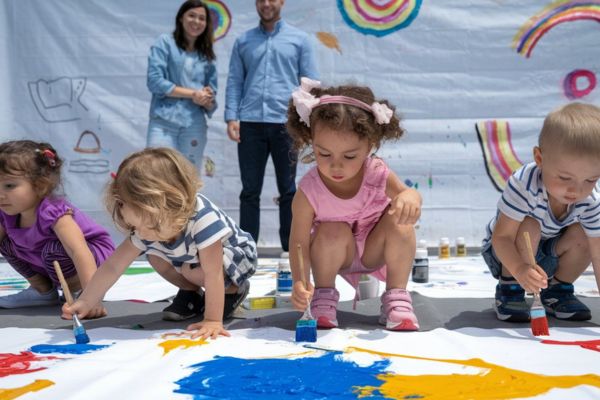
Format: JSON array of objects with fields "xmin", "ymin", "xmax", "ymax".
[
  {"xmin": 523, "ymin": 232, "xmax": 550, "ymax": 336},
  {"xmin": 53, "ymin": 260, "xmax": 90, "ymax": 344},
  {"xmin": 295, "ymin": 244, "xmax": 317, "ymax": 343}
]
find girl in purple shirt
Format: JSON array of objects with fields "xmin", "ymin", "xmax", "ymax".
[{"xmin": 0, "ymin": 140, "xmax": 114, "ymax": 317}]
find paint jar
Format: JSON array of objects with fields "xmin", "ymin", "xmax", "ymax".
[
  {"xmin": 412, "ymin": 248, "xmax": 429, "ymax": 283},
  {"xmin": 277, "ymin": 259, "xmax": 292, "ymax": 294},
  {"xmin": 358, "ymin": 274, "xmax": 380, "ymax": 299},
  {"xmin": 439, "ymin": 237, "xmax": 450, "ymax": 259},
  {"xmin": 456, "ymin": 236, "xmax": 467, "ymax": 257}
]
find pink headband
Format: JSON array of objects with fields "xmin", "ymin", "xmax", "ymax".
[{"xmin": 291, "ymin": 77, "xmax": 393, "ymax": 127}]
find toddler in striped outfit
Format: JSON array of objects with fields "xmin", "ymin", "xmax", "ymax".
[
  {"xmin": 63, "ymin": 147, "xmax": 256, "ymax": 339},
  {"xmin": 482, "ymin": 103, "xmax": 600, "ymax": 323}
]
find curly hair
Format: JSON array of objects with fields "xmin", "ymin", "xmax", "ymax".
[
  {"xmin": 106, "ymin": 147, "xmax": 202, "ymax": 238},
  {"xmin": 0, "ymin": 140, "xmax": 63, "ymax": 198},
  {"xmin": 286, "ymin": 83, "xmax": 405, "ymax": 163}
]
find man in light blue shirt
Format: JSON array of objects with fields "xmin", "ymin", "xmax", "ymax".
[{"xmin": 225, "ymin": 0, "xmax": 318, "ymax": 253}]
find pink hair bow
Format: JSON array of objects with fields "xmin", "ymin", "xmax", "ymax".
[
  {"xmin": 370, "ymin": 102, "xmax": 393, "ymax": 125},
  {"xmin": 292, "ymin": 77, "xmax": 394, "ymax": 127},
  {"xmin": 291, "ymin": 77, "xmax": 321, "ymax": 127}
]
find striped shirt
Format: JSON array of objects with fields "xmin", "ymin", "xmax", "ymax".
[
  {"xmin": 130, "ymin": 194, "xmax": 255, "ymax": 268},
  {"xmin": 484, "ymin": 162, "xmax": 600, "ymax": 246}
]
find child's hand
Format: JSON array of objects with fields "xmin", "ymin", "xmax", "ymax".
[
  {"xmin": 292, "ymin": 280, "xmax": 314, "ymax": 311},
  {"xmin": 513, "ymin": 263, "xmax": 548, "ymax": 294},
  {"xmin": 83, "ymin": 302, "xmax": 107, "ymax": 320},
  {"xmin": 388, "ymin": 194, "xmax": 421, "ymax": 225},
  {"xmin": 186, "ymin": 320, "xmax": 230, "ymax": 340},
  {"xmin": 61, "ymin": 299, "xmax": 92, "ymax": 320}
]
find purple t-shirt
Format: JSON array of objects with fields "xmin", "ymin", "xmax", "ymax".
[{"xmin": 0, "ymin": 197, "xmax": 114, "ymax": 269}]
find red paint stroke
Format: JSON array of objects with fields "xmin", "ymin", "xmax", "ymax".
[
  {"xmin": 541, "ymin": 339, "xmax": 600, "ymax": 352},
  {"xmin": 563, "ymin": 69, "xmax": 597, "ymax": 99},
  {"xmin": 0, "ymin": 352, "xmax": 60, "ymax": 377}
]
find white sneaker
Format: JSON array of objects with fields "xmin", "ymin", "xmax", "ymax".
[{"xmin": 0, "ymin": 286, "xmax": 60, "ymax": 308}]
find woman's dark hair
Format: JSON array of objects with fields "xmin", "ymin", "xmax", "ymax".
[{"xmin": 173, "ymin": 0, "xmax": 215, "ymax": 61}]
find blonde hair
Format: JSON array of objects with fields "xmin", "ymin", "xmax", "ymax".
[
  {"xmin": 539, "ymin": 102, "xmax": 600, "ymax": 159},
  {"xmin": 106, "ymin": 147, "xmax": 202, "ymax": 236},
  {"xmin": 0, "ymin": 140, "xmax": 63, "ymax": 198}
]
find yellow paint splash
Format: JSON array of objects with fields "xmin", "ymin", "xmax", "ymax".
[
  {"xmin": 346, "ymin": 347, "xmax": 600, "ymax": 400},
  {"xmin": 159, "ymin": 338, "xmax": 207, "ymax": 355},
  {"xmin": 0, "ymin": 379, "xmax": 54, "ymax": 399},
  {"xmin": 316, "ymin": 32, "xmax": 342, "ymax": 54}
]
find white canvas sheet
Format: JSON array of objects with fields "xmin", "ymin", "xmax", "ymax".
[
  {"xmin": 1, "ymin": 1, "xmax": 599, "ymax": 248},
  {"xmin": 0, "ymin": 326, "xmax": 599, "ymax": 399}
]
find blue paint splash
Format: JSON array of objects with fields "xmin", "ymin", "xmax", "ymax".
[
  {"xmin": 30, "ymin": 343, "xmax": 110, "ymax": 355},
  {"xmin": 175, "ymin": 351, "xmax": 390, "ymax": 399}
]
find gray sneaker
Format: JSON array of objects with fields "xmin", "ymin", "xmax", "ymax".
[{"xmin": 0, "ymin": 286, "xmax": 60, "ymax": 308}]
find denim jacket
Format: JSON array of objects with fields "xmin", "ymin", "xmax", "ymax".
[{"xmin": 147, "ymin": 34, "xmax": 217, "ymax": 128}]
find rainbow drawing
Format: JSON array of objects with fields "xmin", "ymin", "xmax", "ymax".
[
  {"xmin": 513, "ymin": 0, "xmax": 600, "ymax": 58},
  {"xmin": 476, "ymin": 120, "xmax": 523, "ymax": 192},
  {"xmin": 337, "ymin": 0, "xmax": 423, "ymax": 37},
  {"xmin": 205, "ymin": 0, "xmax": 231, "ymax": 42}
]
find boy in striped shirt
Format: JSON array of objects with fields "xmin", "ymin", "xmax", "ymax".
[{"xmin": 482, "ymin": 103, "xmax": 600, "ymax": 322}]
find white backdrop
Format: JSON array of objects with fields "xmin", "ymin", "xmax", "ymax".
[{"xmin": 1, "ymin": 0, "xmax": 599, "ymax": 248}]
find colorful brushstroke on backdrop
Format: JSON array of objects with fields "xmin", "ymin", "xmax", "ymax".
[
  {"xmin": 316, "ymin": 31, "xmax": 343, "ymax": 53},
  {"xmin": 563, "ymin": 69, "xmax": 597, "ymax": 99},
  {"xmin": 475, "ymin": 120, "xmax": 523, "ymax": 192},
  {"xmin": 204, "ymin": 0, "xmax": 231, "ymax": 41},
  {"xmin": 513, "ymin": 0, "xmax": 600, "ymax": 58},
  {"xmin": 337, "ymin": 0, "xmax": 423, "ymax": 37}
]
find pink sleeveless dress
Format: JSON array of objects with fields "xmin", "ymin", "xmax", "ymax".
[{"xmin": 298, "ymin": 156, "xmax": 391, "ymax": 295}]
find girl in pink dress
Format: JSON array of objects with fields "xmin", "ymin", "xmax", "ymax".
[{"xmin": 287, "ymin": 78, "xmax": 421, "ymax": 331}]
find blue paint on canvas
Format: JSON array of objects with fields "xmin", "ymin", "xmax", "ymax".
[
  {"xmin": 175, "ymin": 351, "xmax": 390, "ymax": 399},
  {"xmin": 30, "ymin": 343, "xmax": 109, "ymax": 354}
]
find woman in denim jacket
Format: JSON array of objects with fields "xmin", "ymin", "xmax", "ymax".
[{"xmin": 146, "ymin": 0, "xmax": 217, "ymax": 173}]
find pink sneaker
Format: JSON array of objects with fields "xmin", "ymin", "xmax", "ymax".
[
  {"xmin": 379, "ymin": 288, "xmax": 419, "ymax": 331},
  {"xmin": 310, "ymin": 288, "xmax": 339, "ymax": 329}
]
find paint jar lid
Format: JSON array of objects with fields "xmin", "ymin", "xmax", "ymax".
[
  {"xmin": 440, "ymin": 237, "xmax": 450, "ymax": 245},
  {"xmin": 415, "ymin": 248, "xmax": 428, "ymax": 259},
  {"xmin": 456, "ymin": 237, "xmax": 465, "ymax": 245},
  {"xmin": 418, "ymin": 239, "xmax": 427, "ymax": 249},
  {"xmin": 278, "ymin": 259, "xmax": 290, "ymax": 271}
]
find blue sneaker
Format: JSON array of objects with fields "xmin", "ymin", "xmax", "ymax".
[
  {"xmin": 494, "ymin": 283, "xmax": 530, "ymax": 322},
  {"xmin": 540, "ymin": 283, "xmax": 591, "ymax": 321}
]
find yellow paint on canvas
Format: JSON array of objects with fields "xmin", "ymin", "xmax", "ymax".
[
  {"xmin": 348, "ymin": 347, "xmax": 600, "ymax": 399},
  {"xmin": 159, "ymin": 338, "xmax": 207, "ymax": 355},
  {"xmin": 316, "ymin": 32, "xmax": 342, "ymax": 54},
  {"xmin": 0, "ymin": 379, "xmax": 54, "ymax": 400}
]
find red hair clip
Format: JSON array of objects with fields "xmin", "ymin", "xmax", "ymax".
[
  {"xmin": 41, "ymin": 149, "xmax": 56, "ymax": 167},
  {"xmin": 110, "ymin": 172, "xmax": 117, "ymax": 179}
]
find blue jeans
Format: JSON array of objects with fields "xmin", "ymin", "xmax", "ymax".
[
  {"xmin": 147, "ymin": 117, "xmax": 207, "ymax": 174},
  {"xmin": 482, "ymin": 235, "xmax": 560, "ymax": 280},
  {"xmin": 238, "ymin": 122, "xmax": 297, "ymax": 251}
]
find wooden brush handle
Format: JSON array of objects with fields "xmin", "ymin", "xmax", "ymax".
[
  {"xmin": 523, "ymin": 232, "xmax": 536, "ymax": 266},
  {"xmin": 53, "ymin": 260, "xmax": 74, "ymax": 305},
  {"xmin": 296, "ymin": 244, "xmax": 307, "ymax": 289}
]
